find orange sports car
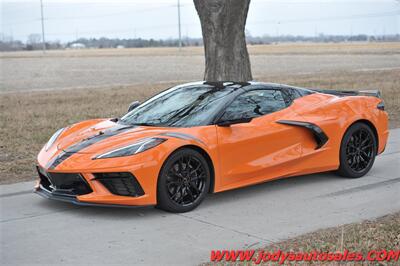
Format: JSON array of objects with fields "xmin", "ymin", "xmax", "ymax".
[{"xmin": 35, "ymin": 81, "xmax": 389, "ymax": 212}]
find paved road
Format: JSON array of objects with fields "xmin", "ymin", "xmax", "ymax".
[{"xmin": 1, "ymin": 129, "xmax": 399, "ymax": 266}]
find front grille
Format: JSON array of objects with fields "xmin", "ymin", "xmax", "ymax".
[
  {"xmin": 36, "ymin": 166, "xmax": 92, "ymax": 195},
  {"xmin": 93, "ymin": 172, "xmax": 145, "ymax": 197}
]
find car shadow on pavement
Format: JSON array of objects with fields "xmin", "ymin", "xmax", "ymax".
[
  {"xmin": 201, "ymin": 172, "xmax": 343, "ymax": 207},
  {"xmin": 35, "ymin": 198, "xmax": 163, "ymax": 218}
]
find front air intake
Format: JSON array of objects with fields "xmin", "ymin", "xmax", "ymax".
[
  {"xmin": 36, "ymin": 166, "xmax": 92, "ymax": 195},
  {"xmin": 93, "ymin": 172, "xmax": 145, "ymax": 197}
]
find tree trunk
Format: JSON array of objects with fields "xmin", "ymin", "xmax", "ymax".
[{"xmin": 194, "ymin": 0, "xmax": 252, "ymax": 82}]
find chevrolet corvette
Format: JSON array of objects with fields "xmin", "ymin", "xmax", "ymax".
[{"xmin": 35, "ymin": 81, "xmax": 389, "ymax": 212}]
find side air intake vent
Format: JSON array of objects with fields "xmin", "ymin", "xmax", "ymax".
[
  {"xmin": 93, "ymin": 172, "xmax": 145, "ymax": 197},
  {"xmin": 276, "ymin": 120, "xmax": 329, "ymax": 149}
]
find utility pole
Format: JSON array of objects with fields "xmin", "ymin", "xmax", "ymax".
[
  {"xmin": 177, "ymin": 0, "xmax": 182, "ymax": 50},
  {"xmin": 40, "ymin": 0, "xmax": 46, "ymax": 53}
]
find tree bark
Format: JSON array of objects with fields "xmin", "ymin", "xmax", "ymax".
[{"xmin": 194, "ymin": 0, "xmax": 252, "ymax": 82}]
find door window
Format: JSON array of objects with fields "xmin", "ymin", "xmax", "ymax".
[{"xmin": 220, "ymin": 89, "xmax": 287, "ymax": 121}]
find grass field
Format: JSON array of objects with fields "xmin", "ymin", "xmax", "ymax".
[
  {"xmin": 0, "ymin": 69, "xmax": 399, "ymax": 184},
  {"xmin": 2, "ymin": 42, "xmax": 399, "ymax": 58},
  {"xmin": 1, "ymin": 42, "xmax": 400, "ymax": 92},
  {"xmin": 258, "ymin": 212, "xmax": 400, "ymax": 265},
  {"xmin": 0, "ymin": 43, "xmax": 399, "ymax": 184},
  {"xmin": 203, "ymin": 212, "xmax": 400, "ymax": 265}
]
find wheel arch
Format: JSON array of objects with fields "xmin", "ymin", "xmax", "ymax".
[
  {"xmin": 165, "ymin": 145, "xmax": 215, "ymax": 194},
  {"xmin": 346, "ymin": 119, "xmax": 379, "ymax": 154}
]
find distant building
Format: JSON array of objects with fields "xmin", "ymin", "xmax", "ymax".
[
  {"xmin": 116, "ymin": 45, "xmax": 125, "ymax": 49},
  {"xmin": 69, "ymin": 43, "xmax": 86, "ymax": 49}
]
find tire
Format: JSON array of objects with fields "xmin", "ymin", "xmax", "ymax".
[
  {"xmin": 336, "ymin": 122, "xmax": 377, "ymax": 178},
  {"xmin": 157, "ymin": 148, "xmax": 210, "ymax": 213}
]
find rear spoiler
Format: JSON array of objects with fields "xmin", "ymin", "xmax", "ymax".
[{"xmin": 310, "ymin": 89, "xmax": 382, "ymax": 99}]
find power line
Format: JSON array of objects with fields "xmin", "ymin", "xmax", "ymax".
[
  {"xmin": 42, "ymin": 22, "xmax": 198, "ymax": 37},
  {"xmin": 3, "ymin": 8, "xmax": 396, "ymax": 28},
  {"xmin": 1, "ymin": 5, "xmax": 39, "ymax": 14},
  {"xmin": 1, "ymin": 3, "xmax": 190, "ymax": 26},
  {"xmin": 45, "ymin": 4, "xmax": 180, "ymax": 20},
  {"xmin": 249, "ymin": 11, "xmax": 400, "ymax": 25},
  {"xmin": 10, "ymin": 11, "xmax": 397, "ymax": 38},
  {"xmin": 3, "ymin": 8, "xmax": 398, "ymax": 41},
  {"xmin": 1, "ymin": 19, "xmax": 40, "ymax": 26}
]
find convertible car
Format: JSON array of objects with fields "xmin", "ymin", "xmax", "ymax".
[{"xmin": 35, "ymin": 81, "xmax": 389, "ymax": 212}]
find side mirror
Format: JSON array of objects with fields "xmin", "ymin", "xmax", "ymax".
[
  {"xmin": 128, "ymin": 101, "xmax": 140, "ymax": 112},
  {"xmin": 217, "ymin": 117, "xmax": 252, "ymax": 127}
]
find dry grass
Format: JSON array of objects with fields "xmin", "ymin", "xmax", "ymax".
[
  {"xmin": 2, "ymin": 43, "xmax": 399, "ymax": 92},
  {"xmin": 0, "ymin": 69, "xmax": 399, "ymax": 185},
  {"xmin": 0, "ymin": 82, "xmax": 172, "ymax": 184},
  {"xmin": 203, "ymin": 212, "xmax": 400, "ymax": 265},
  {"xmin": 249, "ymin": 42, "xmax": 400, "ymax": 55},
  {"xmin": 1, "ymin": 42, "xmax": 399, "ymax": 59},
  {"xmin": 258, "ymin": 212, "xmax": 400, "ymax": 265}
]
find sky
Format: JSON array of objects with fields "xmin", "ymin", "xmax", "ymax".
[{"xmin": 1, "ymin": 0, "xmax": 400, "ymax": 42}]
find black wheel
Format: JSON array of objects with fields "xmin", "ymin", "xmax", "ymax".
[
  {"xmin": 157, "ymin": 148, "xmax": 210, "ymax": 213},
  {"xmin": 337, "ymin": 122, "xmax": 377, "ymax": 178}
]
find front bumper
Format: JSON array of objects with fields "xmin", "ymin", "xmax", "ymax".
[
  {"xmin": 35, "ymin": 185, "xmax": 142, "ymax": 208},
  {"xmin": 35, "ymin": 164, "xmax": 155, "ymax": 207}
]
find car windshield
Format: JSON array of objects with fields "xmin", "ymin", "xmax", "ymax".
[{"xmin": 120, "ymin": 84, "xmax": 236, "ymax": 127}]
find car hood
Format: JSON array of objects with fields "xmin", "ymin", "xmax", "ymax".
[{"xmin": 56, "ymin": 119, "xmax": 168, "ymax": 155}]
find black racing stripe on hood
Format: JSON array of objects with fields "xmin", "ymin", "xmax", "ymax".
[
  {"xmin": 46, "ymin": 151, "xmax": 71, "ymax": 170},
  {"xmin": 47, "ymin": 124, "xmax": 135, "ymax": 169},
  {"xmin": 160, "ymin": 132, "xmax": 206, "ymax": 146}
]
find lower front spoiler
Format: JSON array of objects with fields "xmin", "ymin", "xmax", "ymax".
[{"xmin": 34, "ymin": 185, "xmax": 142, "ymax": 208}]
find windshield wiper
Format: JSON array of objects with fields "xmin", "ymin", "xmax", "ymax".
[{"xmin": 131, "ymin": 122, "xmax": 158, "ymax": 127}]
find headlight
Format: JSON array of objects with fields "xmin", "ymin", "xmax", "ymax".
[
  {"xmin": 44, "ymin": 128, "xmax": 65, "ymax": 151},
  {"xmin": 93, "ymin": 137, "xmax": 166, "ymax": 159}
]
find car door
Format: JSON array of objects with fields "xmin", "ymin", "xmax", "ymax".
[{"xmin": 215, "ymin": 87, "xmax": 308, "ymax": 190}]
